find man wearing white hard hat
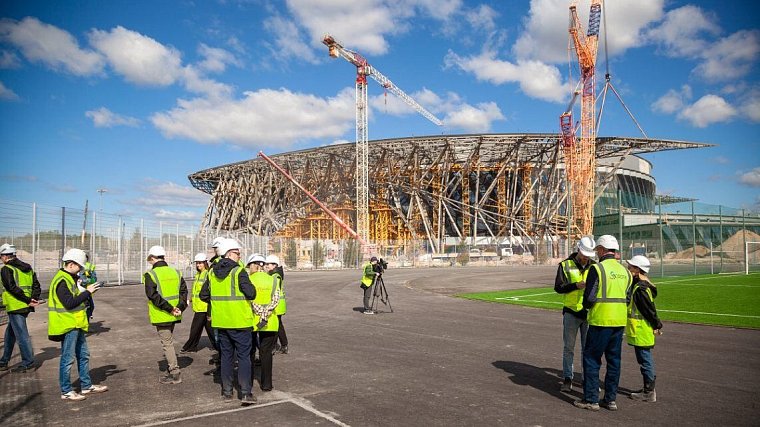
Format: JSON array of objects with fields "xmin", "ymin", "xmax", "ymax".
[
  {"xmin": 49, "ymin": 248, "xmax": 108, "ymax": 401},
  {"xmin": 143, "ymin": 245, "xmax": 188, "ymax": 385},
  {"xmin": 554, "ymin": 236, "xmax": 596, "ymax": 392},
  {"xmin": 265, "ymin": 254, "xmax": 288, "ymax": 355},
  {"xmin": 574, "ymin": 235, "xmax": 632, "ymax": 412},
  {"xmin": 209, "ymin": 237, "xmax": 226, "ymax": 265},
  {"xmin": 0, "ymin": 243, "xmax": 42, "ymax": 373},
  {"xmin": 625, "ymin": 255, "xmax": 662, "ymax": 403},
  {"xmin": 180, "ymin": 253, "xmax": 218, "ymax": 355},
  {"xmin": 199, "ymin": 238, "xmax": 257, "ymax": 405}
]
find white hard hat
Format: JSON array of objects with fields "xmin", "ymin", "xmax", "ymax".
[
  {"xmin": 577, "ymin": 236, "xmax": 596, "ymax": 257},
  {"xmin": 265, "ymin": 255, "xmax": 280, "ymax": 265},
  {"xmin": 211, "ymin": 237, "xmax": 226, "ymax": 248},
  {"xmin": 217, "ymin": 239, "xmax": 241, "ymax": 257},
  {"xmin": 193, "ymin": 252, "xmax": 208, "ymax": 263},
  {"xmin": 147, "ymin": 245, "xmax": 167, "ymax": 260},
  {"xmin": 62, "ymin": 248, "xmax": 87, "ymax": 267},
  {"xmin": 246, "ymin": 253, "xmax": 266, "ymax": 266},
  {"xmin": 627, "ymin": 255, "xmax": 651, "ymax": 273},
  {"xmin": 595, "ymin": 235, "xmax": 620, "ymax": 251},
  {"xmin": 0, "ymin": 243, "xmax": 17, "ymax": 255}
]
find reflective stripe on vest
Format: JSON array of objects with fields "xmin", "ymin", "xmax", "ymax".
[
  {"xmin": 1, "ymin": 264, "xmax": 34, "ymax": 313},
  {"xmin": 587, "ymin": 259, "xmax": 631, "ymax": 327},
  {"xmin": 192, "ymin": 270, "xmax": 209, "ymax": 313},
  {"xmin": 560, "ymin": 259, "xmax": 587, "ymax": 312},
  {"xmin": 48, "ymin": 270, "xmax": 88, "ymax": 335},
  {"xmin": 274, "ymin": 272, "xmax": 286, "ymax": 315},
  {"xmin": 209, "ymin": 267, "xmax": 253, "ymax": 329},
  {"xmin": 145, "ymin": 266, "xmax": 182, "ymax": 325},
  {"xmin": 626, "ymin": 284, "xmax": 656, "ymax": 347},
  {"xmin": 251, "ymin": 272, "xmax": 279, "ymax": 332}
]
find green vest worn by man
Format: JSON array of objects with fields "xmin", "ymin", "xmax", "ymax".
[
  {"xmin": 587, "ymin": 258, "xmax": 631, "ymax": 327},
  {"xmin": 626, "ymin": 283, "xmax": 656, "ymax": 347},
  {"xmin": 361, "ymin": 263, "xmax": 375, "ymax": 287},
  {"xmin": 2, "ymin": 264, "xmax": 33, "ymax": 313},
  {"xmin": 144, "ymin": 266, "xmax": 182, "ymax": 325},
  {"xmin": 192, "ymin": 270, "xmax": 209, "ymax": 313},
  {"xmin": 48, "ymin": 270, "xmax": 88, "ymax": 336},
  {"xmin": 209, "ymin": 266, "xmax": 253, "ymax": 329},
  {"xmin": 559, "ymin": 258, "xmax": 592, "ymax": 312},
  {"xmin": 273, "ymin": 272, "xmax": 286, "ymax": 315},
  {"xmin": 250, "ymin": 271, "xmax": 279, "ymax": 332}
]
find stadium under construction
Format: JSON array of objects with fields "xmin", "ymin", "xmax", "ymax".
[{"xmin": 188, "ymin": 133, "xmax": 712, "ymax": 255}]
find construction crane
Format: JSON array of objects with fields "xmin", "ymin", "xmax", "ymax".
[
  {"xmin": 561, "ymin": 0, "xmax": 602, "ymax": 238},
  {"xmin": 322, "ymin": 34, "xmax": 443, "ymax": 245}
]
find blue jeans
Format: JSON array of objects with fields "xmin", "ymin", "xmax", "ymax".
[
  {"xmin": 218, "ymin": 329, "xmax": 252, "ymax": 397},
  {"xmin": 59, "ymin": 329, "xmax": 91, "ymax": 394},
  {"xmin": 562, "ymin": 312, "xmax": 588, "ymax": 380},
  {"xmin": 0, "ymin": 312, "xmax": 35, "ymax": 367},
  {"xmin": 634, "ymin": 346, "xmax": 656, "ymax": 385},
  {"xmin": 582, "ymin": 326, "xmax": 623, "ymax": 403}
]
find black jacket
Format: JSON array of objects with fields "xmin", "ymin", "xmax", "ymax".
[
  {"xmin": 199, "ymin": 258, "xmax": 255, "ymax": 328},
  {"xmin": 143, "ymin": 260, "xmax": 188, "ymax": 326},
  {"xmin": 54, "ymin": 269, "xmax": 92, "ymax": 311},
  {"xmin": 1, "ymin": 257, "xmax": 42, "ymax": 315},
  {"xmin": 554, "ymin": 252, "xmax": 593, "ymax": 319},
  {"xmin": 631, "ymin": 278, "xmax": 663, "ymax": 330}
]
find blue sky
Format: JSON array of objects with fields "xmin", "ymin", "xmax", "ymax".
[{"xmin": 0, "ymin": 0, "xmax": 758, "ymax": 222}]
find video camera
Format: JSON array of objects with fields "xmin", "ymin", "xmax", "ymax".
[{"xmin": 373, "ymin": 258, "xmax": 388, "ymax": 274}]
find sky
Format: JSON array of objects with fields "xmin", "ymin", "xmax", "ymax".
[{"xmin": 0, "ymin": 0, "xmax": 758, "ymax": 224}]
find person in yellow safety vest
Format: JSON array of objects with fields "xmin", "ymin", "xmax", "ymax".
[
  {"xmin": 199, "ymin": 238, "xmax": 257, "ymax": 405},
  {"xmin": 265, "ymin": 255, "xmax": 288, "ymax": 355},
  {"xmin": 246, "ymin": 254, "xmax": 266, "ymax": 365},
  {"xmin": 554, "ymin": 236, "xmax": 596, "ymax": 392},
  {"xmin": 83, "ymin": 253, "xmax": 96, "ymax": 321},
  {"xmin": 360, "ymin": 257, "xmax": 380, "ymax": 314},
  {"xmin": 251, "ymin": 258, "xmax": 281, "ymax": 392},
  {"xmin": 49, "ymin": 248, "xmax": 108, "ymax": 401},
  {"xmin": 574, "ymin": 235, "xmax": 632, "ymax": 412},
  {"xmin": 208, "ymin": 236, "xmax": 226, "ymax": 266},
  {"xmin": 143, "ymin": 245, "xmax": 188, "ymax": 385},
  {"xmin": 625, "ymin": 255, "xmax": 662, "ymax": 403},
  {"xmin": 0, "ymin": 243, "xmax": 42, "ymax": 372},
  {"xmin": 181, "ymin": 253, "xmax": 219, "ymax": 355}
]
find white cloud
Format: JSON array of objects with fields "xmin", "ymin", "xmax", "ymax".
[
  {"xmin": 153, "ymin": 209, "xmax": 203, "ymax": 221},
  {"xmin": 445, "ymin": 50, "xmax": 570, "ymax": 103},
  {"xmin": 151, "ymin": 88, "xmax": 356, "ymax": 147},
  {"xmin": 0, "ymin": 50, "xmax": 20, "ymax": 68},
  {"xmin": 85, "ymin": 107, "xmax": 141, "ymax": 128},
  {"xmin": 645, "ymin": 5, "xmax": 719, "ymax": 57},
  {"xmin": 513, "ymin": 0, "xmax": 664, "ymax": 63},
  {"xmin": 651, "ymin": 85, "xmax": 691, "ymax": 114},
  {"xmin": 135, "ymin": 180, "xmax": 210, "ymax": 208},
  {"xmin": 197, "ymin": 43, "xmax": 241, "ymax": 73},
  {"xmin": 739, "ymin": 89, "xmax": 760, "ymax": 123},
  {"xmin": 696, "ymin": 30, "xmax": 760, "ymax": 82},
  {"xmin": 443, "ymin": 102, "xmax": 504, "ymax": 132},
  {"xmin": 0, "ymin": 81, "xmax": 19, "ymax": 101},
  {"xmin": 181, "ymin": 66, "xmax": 233, "ymax": 99},
  {"xmin": 738, "ymin": 167, "xmax": 760, "ymax": 187},
  {"xmin": 263, "ymin": 15, "xmax": 319, "ymax": 64},
  {"xmin": 0, "ymin": 17, "xmax": 104, "ymax": 75},
  {"xmin": 678, "ymin": 94, "xmax": 737, "ymax": 127},
  {"xmin": 88, "ymin": 26, "xmax": 183, "ymax": 86},
  {"xmin": 465, "ymin": 4, "xmax": 498, "ymax": 33}
]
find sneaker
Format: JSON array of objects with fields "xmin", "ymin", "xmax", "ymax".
[
  {"xmin": 222, "ymin": 393, "xmax": 234, "ymax": 402},
  {"xmin": 11, "ymin": 364, "xmax": 36, "ymax": 373},
  {"xmin": 560, "ymin": 378, "xmax": 573, "ymax": 392},
  {"xmin": 280, "ymin": 345, "xmax": 288, "ymax": 354},
  {"xmin": 241, "ymin": 394, "xmax": 257, "ymax": 406},
  {"xmin": 600, "ymin": 400, "xmax": 618, "ymax": 411},
  {"xmin": 61, "ymin": 391, "xmax": 86, "ymax": 401},
  {"xmin": 573, "ymin": 400, "xmax": 600, "ymax": 411},
  {"xmin": 81, "ymin": 384, "xmax": 109, "ymax": 394},
  {"xmin": 159, "ymin": 372, "xmax": 182, "ymax": 384},
  {"xmin": 630, "ymin": 389, "xmax": 656, "ymax": 402},
  {"xmin": 363, "ymin": 310, "xmax": 375, "ymax": 315}
]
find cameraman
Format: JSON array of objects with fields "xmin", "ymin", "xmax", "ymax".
[{"xmin": 360, "ymin": 257, "xmax": 380, "ymax": 314}]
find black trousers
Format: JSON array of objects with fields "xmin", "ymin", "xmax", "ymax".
[
  {"xmin": 182, "ymin": 312, "xmax": 218, "ymax": 351},
  {"xmin": 276, "ymin": 315, "xmax": 288, "ymax": 347},
  {"xmin": 256, "ymin": 331, "xmax": 277, "ymax": 390}
]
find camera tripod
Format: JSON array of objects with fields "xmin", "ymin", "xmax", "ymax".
[{"xmin": 370, "ymin": 274, "xmax": 393, "ymax": 313}]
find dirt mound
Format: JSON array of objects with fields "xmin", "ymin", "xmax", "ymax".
[
  {"xmin": 667, "ymin": 245, "xmax": 710, "ymax": 259},
  {"xmin": 717, "ymin": 230, "xmax": 760, "ymax": 259}
]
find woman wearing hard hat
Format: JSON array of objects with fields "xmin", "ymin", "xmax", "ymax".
[
  {"xmin": 181, "ymin": 253, "xmax": 218, "ymax": 355},
  {"xmin": 625, "ymin": 255, "xmax": 663, "ymax": 403}
]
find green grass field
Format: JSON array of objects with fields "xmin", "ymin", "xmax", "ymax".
[{"xmin": 457, "ymin": 273, "xmax": 760, "ymax": 329}]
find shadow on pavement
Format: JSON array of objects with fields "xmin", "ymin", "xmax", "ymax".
[
  {"xmin": 492, "ymin": 360, "xmax": 576, "ymax": 403},
  {"xmin": 86, "ymin": 320, "xmax": 111, "ymax": 336},
  {"xmin": 86, "ymin": 364, "xmax": 127, "ymax": 384},
  {"xmin": 156, "ymin": 356, "xmax": 193, "ymax": 372},
  {"xmin": 0, "ymin": 391, "xmax": 43, "ymax": 425}
]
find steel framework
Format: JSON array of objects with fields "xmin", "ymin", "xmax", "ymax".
[{"xmin": 189, "ymin": 133, "xmax": 710, "ymax": 249}]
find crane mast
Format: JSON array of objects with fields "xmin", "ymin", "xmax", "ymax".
[
  {"xmin": 323, "ymin": 34, "xmax": 443, "ymax": 245},
  {"xmin": 563, "ymin": 0, "xmax": 601, "ymax": 237}
]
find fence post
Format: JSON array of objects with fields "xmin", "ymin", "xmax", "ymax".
[
  {"xmin": 692, "ymin": 201, "xmax": 696, "ymax": 275},
  {"xmin": 61, "ymin": 207, "xmax": 66, "ymax": 262},
  {"xmin": 32, "ymin": 203, "xmax": 37, "ymax": 270},
  {"xmin": 719, "ymin": 205, "xmax": 723, "ymax": 273},
  {"xmin": 743, "ymin": 209, "xmax": 748, "ymax": 274},
  {"xmin": 618, "ymin": 189, "xmax": 623, "ymax": 260},
  {"xmin": 658, "ymin": 196, "xmax": 663, "ymax": 278}
]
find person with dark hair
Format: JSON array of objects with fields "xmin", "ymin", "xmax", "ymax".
[{"xmin": 181, "ymin": 253, "xmax": 218, "ymax": 354}]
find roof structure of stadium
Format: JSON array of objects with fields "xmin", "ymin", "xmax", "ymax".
[{"xmin": 188, "ymin": 133, "xmax": 711, "ymax": 251}]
